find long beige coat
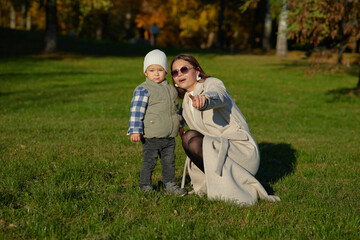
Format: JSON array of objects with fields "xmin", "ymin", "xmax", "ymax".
[{"xmin": 181, "ymin": 77, "xmax": 280, "ymax": 205}]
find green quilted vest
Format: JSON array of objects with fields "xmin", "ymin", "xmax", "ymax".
[{"xmin": 137, "ymin": 78, "xmax": 181, "ymax": 138}]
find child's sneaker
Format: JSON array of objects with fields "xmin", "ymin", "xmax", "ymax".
[
  {"xmin": 140, "ymin": 185, "xmax": 155, "ymax": 193},
  {"xmin": 164, "ymin": 182, "xmax": 187, "ymax": 196}
]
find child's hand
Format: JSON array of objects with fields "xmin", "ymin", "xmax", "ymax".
[
  {"xmin": 189, "ymin": 94, "xmax": 206, "ymax": 110},
  {"xmin": 130, "ymin": 133, "xmax": 141, "ymax": 142},
  {"xmin": 179, "ymin": 127, "xmax": 185, "ymax": 137}
]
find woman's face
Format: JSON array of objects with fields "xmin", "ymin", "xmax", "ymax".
[{"xmin": 172, "ymin": 59, "xmax": 199, "ymax": 92}]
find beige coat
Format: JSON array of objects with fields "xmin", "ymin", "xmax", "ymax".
[{"xmin": 181, "ymin": 77, "xmax": 280, "ymax": 205}]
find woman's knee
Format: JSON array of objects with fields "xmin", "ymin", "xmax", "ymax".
[
  {"xmin": 181, "ymin": 130, "xmax": 195, "ymax": 149},
  {"xmin": 181, "ymin": 130, "xmax": 201, "ymax": 150},
  {"xmin": 182, "ymin": 130, "xmax": 202, "ymax": 142}
]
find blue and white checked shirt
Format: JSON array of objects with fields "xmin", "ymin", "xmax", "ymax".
[
  {"xmin": 127, "ymin": 87, "xmax": 184, "ymax": 135},
  {"xmin": 127, "ymin": 87, "xmax": 148, "ymax": 135}
]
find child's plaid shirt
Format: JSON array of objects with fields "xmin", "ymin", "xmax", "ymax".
[{"xmin": 127, "ymin": 87, "xmax": 148, "ymax": 135}]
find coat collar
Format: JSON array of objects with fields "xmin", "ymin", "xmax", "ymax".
[{"xmin": 192, "ymin": 81, "xmax": 205, "ymax": 95}]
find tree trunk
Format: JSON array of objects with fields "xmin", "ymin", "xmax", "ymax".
[
  {"xmin": 355, "ymin": 70, "xmax": 360, "ymax": 93},
  {"xmin": 250, "ymin": 9, "xmax": 256, "ymax": 49},
  {"xmin": 337, "ymin": 21, "xmax": 345, "ymax": 64},
  {"xmin": 206, "ymin": 31, "xmax": 215, "ymax": 48},
  {"xmin": 230, "ymin": 30, "xmax": 239, "ymax": 54},
  {"xmin": 10, "ymin": 6, "xmax": 16, "ymax": 29},
  {"xmin": 96, "ymin": 28, "xmax": 102, "ymax": 40},
  {"xmin": 124, "ymin": 11, "xmax": 132, "ymax": 40},
  {"xmin": 216, "ymin": 0, "xmax": 224, "ymax": 48},
  {"xmin": 276, "ymin": 0, "xmax": 288, "ymax": 57},
  {"xmin": 20, "ymin": 5, "xmax": 26, "ymax": 30},
  {"xmin": 337, "ymin": 43, "xmax": 346, "ymax": 64},
  {"xmin": 262, "ymin": 0, "xmax": 272, "ymax": 52},
  {"xmin": 44, "ymin": 0, "xmax": 57, "ymax": 53},
  {"xmin": 26, "ymin": 13, "xmax": 31, "ymax": 30}
]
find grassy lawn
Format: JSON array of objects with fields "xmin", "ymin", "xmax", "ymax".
[{"xmin": 0, "ymin": 30, "xmax": 359, "ymax": 239}]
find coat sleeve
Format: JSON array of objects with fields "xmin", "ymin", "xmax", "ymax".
[{"xmin": 202, "ymin": 78, "xmax": 231, "ymax": 110}]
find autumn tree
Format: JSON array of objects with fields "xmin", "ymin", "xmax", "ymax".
[
  {"xmin": 43, "ymin": 0, "xmax": 114, "ymax": 53},
  {"xmin": 221, "ymin": 0, "xmax": 262, "ymax": 51},
  {"xmin": 110, "ymin": 0, "xmax": 143, "ymax": 41},
  {"xmin": 1, "ymin": 0, "xmax": 33, "ymax": 30},
  {"xmin": 0, "ymin": 0, "xmax": 15, "ymax": 28},
  {"xmin": 240, "ymin": 0, "xmax": 289, "ymax": 54},
  {"xmin": 287, "ymin": 0, "xmax": 360, "ymax": 92},
  {"xmin": 288, "ymin": 0, "xmax": 360, "ymax": 63},
  {"xmin": 254, "ymin": 0, "xmax": 289, "ymax": 55},
  {"xmin": 134, "ymin": 0, "xmax": 169, "ymax": 44},
  {"xmin": 56, "ymin": 0, "xmax": 113, "ymax": 39},
  {"xmin": 135, "ymin": 0, "xmax": 219, "ymax": 48}
]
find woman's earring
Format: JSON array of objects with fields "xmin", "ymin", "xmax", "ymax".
[
  {"xmin": 196, "ymin": 75, "xmax": 201, "ymax": 81},
  {"xmin": 175, "ymin": 84, "xmax": 179, "ymax": 87}
]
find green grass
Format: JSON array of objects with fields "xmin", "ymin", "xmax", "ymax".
[{"xmin": 1, "ymin": 30, "xmax": 360, "ymax": 239}]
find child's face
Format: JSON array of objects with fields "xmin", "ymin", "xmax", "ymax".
[{"xmin": 145, "ymin": 64, "xmax": 167, "ymax": 83}]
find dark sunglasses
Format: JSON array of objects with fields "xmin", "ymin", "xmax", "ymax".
[{"xmin": 171, "ymin": 66, "xmax": 194, "ymax": 78}]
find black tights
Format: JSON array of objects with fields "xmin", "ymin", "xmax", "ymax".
[{"xmin": 182, "ymin": 130, "xmax": 205, "ymax": 172}]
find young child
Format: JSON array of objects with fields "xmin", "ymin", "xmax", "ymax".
[{"xmin": 127, "ymin": 49, "xmax": 187, "ymax": 196}]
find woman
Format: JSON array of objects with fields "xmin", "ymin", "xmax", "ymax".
[{"xmin": 171, "ymin": 54, "xmax": 280, "ymax": 205}]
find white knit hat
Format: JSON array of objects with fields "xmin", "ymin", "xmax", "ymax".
[{"xmin": 143, "ymin": 49, "xmax": 168, "ymax": 73}]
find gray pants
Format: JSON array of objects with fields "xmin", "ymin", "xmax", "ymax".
[{"xmin": 140, "ymin": 138, "xmax": 176, "ymax": 188}]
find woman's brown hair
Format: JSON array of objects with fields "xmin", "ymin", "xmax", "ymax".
[{"xmin": 170, "ymin": 54, "xmax": 210, "ymax": 99}]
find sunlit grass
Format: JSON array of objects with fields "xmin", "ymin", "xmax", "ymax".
[{"xmin": 0, "ymin": 44, "xmax": 359, "ymax": 239}]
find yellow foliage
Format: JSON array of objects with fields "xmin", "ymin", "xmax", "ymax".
[
  {"xmin": 179, "ymin": 4, "xmax": 217, "ymax": 38},
  {"xmin": 0, "ymin": 0, "xmax": 253, "ymax": 49},
  {"xmin": 134, "ymin": 0, "xmax": 219, "ymax": 46},
  {"xmin": 29, "ymin": 2, "xmax": 46, "ymax": 30},
  {"xmin": 179, "ymin": 15, "xmax": 200, "ymax": 37},
  {"xmin": 135, "ymin": 2, "xmax": 168, "ymax": 30}
]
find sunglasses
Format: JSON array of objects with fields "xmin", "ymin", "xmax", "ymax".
[{"xmin": 171, "ymin": 66, "xmax": 194, "ymax": 78}]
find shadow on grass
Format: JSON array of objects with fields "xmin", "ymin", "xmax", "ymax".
[
  {"xmin": 256, "ymin": 142, "xmax": 297, "ymax": 195},
  {"xmin": 0, "ymin": 28, "xmax": 153, "ymax": 58},
  {"xmin": 0, "ymin": 28, "xmax": 214, "ymax": 58},
  {"xmin": 0, "ymin": 78, "xmax": 117, "ymax": 111},
  {"xmin": 325, "ymin": 87, "xmax": 360, "ymax": 103}
]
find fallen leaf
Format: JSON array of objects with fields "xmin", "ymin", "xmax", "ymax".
[
  {"xmin": 8, "ymin": 223, "xmax": 17, "ymax": 228},
  {"xmin": 189, "ymin": 206, "xmax": 196, "ymax": 212}
]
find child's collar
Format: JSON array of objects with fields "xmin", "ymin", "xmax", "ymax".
[{"xmin": 145, "ymin": 78, "xmax": 168, "ymax": 85}]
